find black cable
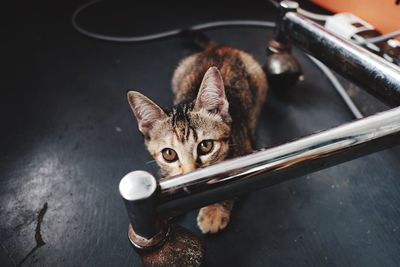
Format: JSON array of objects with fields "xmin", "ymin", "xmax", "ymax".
[{"xmin": 71, "ymin": 0, "xmax": 364, "ymax": 119}]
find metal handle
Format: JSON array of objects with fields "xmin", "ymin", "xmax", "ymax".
[
  {"xmin": 281, "ymin": 9, "xmax": 400, "ymax": 107},
  {"xmin": 157, "ymin": 107, "xmax": 400, "ymax": 215}
]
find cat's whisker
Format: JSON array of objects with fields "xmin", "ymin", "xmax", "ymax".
[{"xmin": 146, "ymin": 160, "xmax": 157, "ymax": 165}]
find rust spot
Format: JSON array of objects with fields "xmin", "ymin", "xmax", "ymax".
[{"xmin": 138, "ymin": 224, "xmax": 204, "ymax": 267}]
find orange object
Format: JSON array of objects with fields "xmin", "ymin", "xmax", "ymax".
[{"xmin": 311, "ymin": 0, "xmax": 400, "ymax": 34}]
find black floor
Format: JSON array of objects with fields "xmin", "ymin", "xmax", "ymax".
[{"xmin": 1, "ymin": 1, "xmax": 400, "ymax": 266}]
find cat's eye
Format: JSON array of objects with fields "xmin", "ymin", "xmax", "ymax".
[
  {"xmin": 161, "ymin": 148, "xmax": 178, "ymax": 162},
  {"xmin": 197, "ymin": 140, "xmax": 214, "ymax": 156}
]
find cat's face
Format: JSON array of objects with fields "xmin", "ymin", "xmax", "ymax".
[
  {"xmin": 141, "ymin": 104, "xmax": 231, "ymax": 177},
  {"xmin": 128, "ymin": 67, "xmax": 232, "ymax": 178}
]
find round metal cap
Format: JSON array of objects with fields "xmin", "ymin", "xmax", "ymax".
[
  {"xmin": 280, "ymin": 1, "xmax": 299, "ymax": 11},
  {"xmin": 119, "ymin": 171, "xmax": 157, "ymax": 201}
]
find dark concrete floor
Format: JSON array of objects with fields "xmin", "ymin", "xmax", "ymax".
[{"xmin": 1, "ymin": 1, "xmax": 399, "ymax": 266}]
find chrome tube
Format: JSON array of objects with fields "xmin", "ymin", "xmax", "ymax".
[
  {"xmin": 119, "ymin": 171, "xmax": 164, "ymax": 243},
  {"xmin": 158, "ymin": 107, "xmax": 400, "ymax": 215},
  {"xmin": 281, "ymin": 11, "xmax": 400, "ymax": 107}
]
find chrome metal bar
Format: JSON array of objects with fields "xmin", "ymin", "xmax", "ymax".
[
  {"xmin": 281, "ymin": 11, "xmax": 400, "ymax": 107},
  {"xmin": 158, "ymin": 107, "xmax": 400, "ymax": 215},
  {"xmin": 119, "ymin": 171, "xmax": 164, "ymax": 242}
]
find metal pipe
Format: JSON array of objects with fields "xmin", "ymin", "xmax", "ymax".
[
  {"xmin": 280, "ymin": 10, "xmax": 400, "ymax": 107},
  {"xmin": 275, "ymin": 0, "xmax": 299, "ymax": 44},
  {"xmin": 158, "ymin": 107, "xmax": 400, "ymax": 215},
  {"xmin": 119, "ymin": 171, "xmax": 167, "ymax": 248},
  {"xmin": 264, "ymin": 1, "xmax": 303, "ymax": 91}
]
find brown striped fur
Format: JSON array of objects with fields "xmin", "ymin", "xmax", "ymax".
[
  {"xmin": 172, "ymin": 46, "xmax": 266, "ymax": 155},
  {"xmin": 128, "ymin": 45, "xmax": 267, "ymax": 234}
]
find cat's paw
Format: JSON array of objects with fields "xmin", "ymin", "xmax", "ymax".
[{"xmin": 197, "ymin": 203, "xmax": 230, "ymax": 234}]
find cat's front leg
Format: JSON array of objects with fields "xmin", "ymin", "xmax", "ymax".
[{"xmin": 197, "ymin": 200, "xmax": 234, "ymax": 234}]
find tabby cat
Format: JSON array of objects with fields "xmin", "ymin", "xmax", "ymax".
[{"xmin": 127, "ymin": 43, "xmax": 267, "ymax": 234}]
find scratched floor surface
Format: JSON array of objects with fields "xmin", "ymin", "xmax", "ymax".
[{"xmin": 1, "ymin": 1, "xmax": 400, "ymax": 266}]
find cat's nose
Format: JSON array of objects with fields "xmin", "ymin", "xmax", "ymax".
[{"xmin": 181, "ymin": 163, "xmax": 196, "ymax": 174}]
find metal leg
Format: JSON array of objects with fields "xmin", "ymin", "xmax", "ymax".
[
  {"xmin": 264, "ymin": 1, "xmax": 303, "ymax": 92},
  {"xmin": 119, "ymin": 171, "xmax": 204, "ymax": 266}
]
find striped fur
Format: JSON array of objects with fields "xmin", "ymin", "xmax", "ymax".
[{"xmin": 128, "ymin": 44, "xmax": 267, "ymax": 233}]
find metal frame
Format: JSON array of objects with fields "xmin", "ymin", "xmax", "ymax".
[{"xmin": 119, "ymin": 1, "xmax": 400, "ymax": 265}]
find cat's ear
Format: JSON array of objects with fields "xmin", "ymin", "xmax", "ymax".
[
  {"xmin": 194, "ymin": 66, "xmax": 229, "ymax": 117},
  {"xmin": 127, "ymin": 91, "xmax": 167, "ymax": 136}
]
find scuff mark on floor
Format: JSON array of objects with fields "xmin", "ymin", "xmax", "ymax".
[{"xmin": 16, "ymin": 202, "xmax": 48, "ymax": 267}]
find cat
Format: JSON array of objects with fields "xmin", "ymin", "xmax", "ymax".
[{"xmin": 127, "ymin": 42, "xmax": 267, "ymax": 234}]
